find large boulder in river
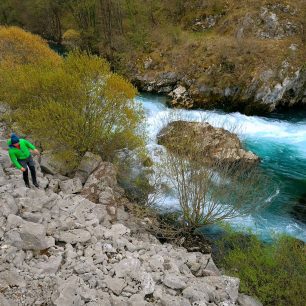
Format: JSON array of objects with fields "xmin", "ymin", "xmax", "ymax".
[{"xmin": 157, "ymin": 121, "xmax": 259, "ymax": 164}]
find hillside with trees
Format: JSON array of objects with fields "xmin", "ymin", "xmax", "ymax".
[{"xmin": 1, "ymin": 0, "xmax": 305, "ymax": 114}]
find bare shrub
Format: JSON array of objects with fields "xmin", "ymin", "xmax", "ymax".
[{"xmin": 155, "ymin": 138, "xmax": 270, "ymax": 230}]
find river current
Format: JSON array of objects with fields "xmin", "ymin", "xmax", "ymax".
[{"xmin": 136, "ymin": 93, "xmax": 306, "ymax": 242}]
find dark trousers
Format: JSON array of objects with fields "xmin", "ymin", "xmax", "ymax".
[{"xmin": 18, "ymin": 156, "xmax": 37, "ymax": 186}]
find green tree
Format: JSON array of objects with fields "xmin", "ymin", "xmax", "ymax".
[
  {"xmin": 0, "ymin": 26, "xmax": 61, "ymax": 66},
  {"xmin": 0, "ymin": 0, "xmax": 19, "ymax": 25},
  {"xmin": 0, "ymin": 50, "xmax": 145, "ymax": 168},
  {"xmin": 64, "ymin": 0, "xmax": 98, "ymax": 51}
]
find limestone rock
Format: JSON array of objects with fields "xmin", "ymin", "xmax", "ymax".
[
  {"xmin": 84, "ymin": 162, "xmax": 117, "ymax": 189},
  {"xmin": 160, "ymin": 294, "xmax": 191, "ymax": 306},
  {"xmin": 157, "ymin": 121, "xmax": 259, "ymax": 164},
  {"xmin": 169, "ymin": 85, "xmax": 193, "ymax": 109},
  {"xmin": 48, "ymin": 178, "xmax": 60, "ymax": 193},
  {"xmin": 128, "ymin": 294, "xmax": 147, "ymax": 306},
  {"xmin": 81, "ymin": 162, "xmax": 117, "ymax": 203},
  {"xmin": 139, "ymin": 271, "xmax": 155, "ymax": 295},
  {"xmin": 6, "ymin": 214, "xmax": 23, "ymax": 229},
  {"xmin": 0, "ymin": 270, "xmax": 26, "ymax": 288},
  {"xmin": 59, "ymin": 178, "xmax": 82, "ymax": 194},
  {"xmin": 56, "ymin": 229, "xmax": 91, "ymax": 244},
  {"xmin": 148, "ymin": 254, "xmax": 164, "ymax": 271},
  {"xmin": 172, "ymin": 85, "xmax": 187, "ymax": 97},
  {"xmin": 114, "ymin": 257, "xmax": 141, "ymax": 278},
  {"xmin": 204, "ymin": 276, "xmax": 240, "ymax": 303},
  {"xmin": 0, "ymin": 135, "xmax": 257, "ymax": 306},
  {"xmin": 0, "ymin": 195, "xmax": 18, "ymax": 217},
  {"xmin": 110, "ymin": 294, "xmax": 128, "ymax": 306},
  {"xmin": 105, "ymin": 276, "xmax": 126, "ymax": 295},
  {"xmin": 163, "ymin": 273, "xmax": 187, "ymax": 290},
  {"xmin": 52, "ymin": 276, "xmax": 83, "ymax": 306},
  {"xmin": 6, "ymin": 218, "xmax": 49, "ymax": 250},
  {"xmin": 191, "ymin": 14, "xmax": 222, "ymax": 31},
  {"xmin": 40, "ymin": 151, "xmax": 70, "ymax": 175},
  {"xmin": 75, "ymin": 152, "xmax": 102, "ymax": 184},
  {"xmin": 0, "ymin": 151, "xmax": 12, "ymax": 170},
  {"xmin": 104, "ymin": 224, "xmax": 131, "ymax": 239},
  {"xmin": 0, "ymin": 293, "xmax": 17, "ymax": 306},
  {"xmin": 36, "ymin": 255, "xmax": 62, "ymax": 274},
  {"xmin": 237, "ymin": 294, "xmax": 263, "ymax": 306},
  {"xmin": 197, "ymin": 256, "xmax": 221, "ymax": 277},
  {"xmin": 182, "ymin": 282, "xmax": 213, "ymax": 303}
]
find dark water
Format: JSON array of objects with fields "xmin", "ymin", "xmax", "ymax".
[{"xmin": 48, "ymin": 42, "xmax": 67, "ymax": 56}]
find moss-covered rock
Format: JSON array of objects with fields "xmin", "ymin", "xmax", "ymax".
[{"xmin": 157, "ymin": 120, "xmax": 259, "ymax": 164}]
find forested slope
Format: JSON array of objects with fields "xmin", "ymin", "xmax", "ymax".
[{"xmin": 1, "ymin": 0, "xmax": 305, "ymax": 114}]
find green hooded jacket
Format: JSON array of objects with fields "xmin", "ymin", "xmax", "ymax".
[{"xmin": 7, "ymin": 139, "xmax": 36, "ymax": 169}]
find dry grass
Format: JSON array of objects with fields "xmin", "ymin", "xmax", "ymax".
[{"xmin": 123, "ymin": 0, "xmax": 305, "ymax": 92}]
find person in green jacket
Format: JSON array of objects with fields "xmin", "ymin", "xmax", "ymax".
[{"xmin": 8, "ymin": 133, "xmax": 40, "ymax": 188}]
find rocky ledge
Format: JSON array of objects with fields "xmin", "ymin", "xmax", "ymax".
[
  {"xmin": 130, "ymin": 2, "xmax": 306, "ymax": 115},
  {"xmin": 0, "ymin": 133, "xmax": 261, "ymax": 305},
  {"xmin": 157, "ymin": 121, "xmax": 259, "ymax": 164},
  {"xmin": 134, "ymin": 67, "xmax": 306, "ymax": 115}
]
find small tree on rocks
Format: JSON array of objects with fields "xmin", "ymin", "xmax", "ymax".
[{"xmin": 156, "ymin": 139, "xmax": 269, "ymax": 230}]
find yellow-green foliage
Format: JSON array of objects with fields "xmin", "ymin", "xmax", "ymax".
[
  {"xmin": 63, "ymin": 29, "xmax": 82, "ymax": 50},
  {"xmin": 1, "ymin": 1, "xmax": 305, "ymax": 87},
  {"xmin": 216, "ymin": 232, "xmax": 306, "ymax": 306},
  {"xmin": 0, "ymin": 51, "xmax": 145, "ymax": 168},
  {"xmin": 0, "ymin": 26, "xmax": 61, "ymax": 67}
]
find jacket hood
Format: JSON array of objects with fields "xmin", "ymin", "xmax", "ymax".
[{"xmin": 8, "ymin": 134, "xmax": 20, "ymax": 148}]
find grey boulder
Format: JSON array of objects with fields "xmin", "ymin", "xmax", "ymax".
[
  {"xmin": 56, "ymin": 229, "xmax": 91, "ymax": 244},
  {"xmin": 59, "ymin": 178, "xmax": 82, "ymax": 194},
  {"xmin": 40, "ymin": 152, "xmax": 70, "ymax": 175},
  {"xmin": 237, "ymin": 294, "xmax": 263, "ymax": 306},
  {"xmin": 6, "ymin": 218, "xmax": 49, "ymax": 250},
  {"xmin": 75, "ymin": 152, "xmax": 102, "ymax": 184}
]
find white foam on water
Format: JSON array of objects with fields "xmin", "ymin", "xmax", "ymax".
[
  {"xmin": 138, "ymin": 95, "xmax": 306, "ymax": 154},
  {"xmin": 136, "ymin": 95, "xmax": 306, "ymax": 241},
  {"xmin": 265, "ymin": 189, "xmax": 280, "ymax": 203}
]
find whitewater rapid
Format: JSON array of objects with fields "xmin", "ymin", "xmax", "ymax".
[{"xmin": 136, "ymin": 94, "xmax": 306, "ymax": 241}]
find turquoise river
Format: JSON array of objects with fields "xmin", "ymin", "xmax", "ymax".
[{"xmin": 136, "ymin": 93, "xmax": 306, "ymax": 242}]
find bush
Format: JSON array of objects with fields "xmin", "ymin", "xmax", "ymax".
[
  {"xmin": 216, "ymin": 231, "xmax": 306, "ymax": 306},
  {"xmin": 0, "ymin": 51, "xmax": 145, "ymax": 169},
  {"xmin": 0, "ymin": 26, "xmax": 61, "ymax": 67},
  {"xmin": 156, "ymin": 135, "xmax": 269, "ymax": 230},
  {"xmin": 63, "ymin": 29, "xmax": 82, "ymax": 50}
]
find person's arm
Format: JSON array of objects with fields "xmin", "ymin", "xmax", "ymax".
[
  {"xmin": 24, "ymin": 139, "xmax": 36, "ymax": 150},
  {"xmin": 9, "ymin": 151, "xmax": 23, "ymax": 170},
  {"xmin": 24, "ymin": 139, "xmax": 39, "ymax": 155}
]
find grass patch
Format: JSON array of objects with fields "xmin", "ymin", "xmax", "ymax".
[{"xmin": 214, "ymin": 230, "xmax": 306, "ymax": 306}]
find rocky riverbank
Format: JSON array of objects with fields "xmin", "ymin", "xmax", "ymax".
[
  {"xmin": 126, "ymin": 2, "xmax": 306, "ymax": 115},
  {"xmin": 0, "ymin": 125, "xmax": 263, "ymax": 305},
  {"xmin": 133, "ymin": 67, "xmax": 306, "ymax": 115}
]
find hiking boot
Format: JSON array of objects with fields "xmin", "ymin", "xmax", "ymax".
[
  {"xmin": 33, "ymin": 182, "xmax": 39, "ymax": 188},
  {"xmin": 25, "ymin": 183, "xmax": 30, "ymax": 188}
]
